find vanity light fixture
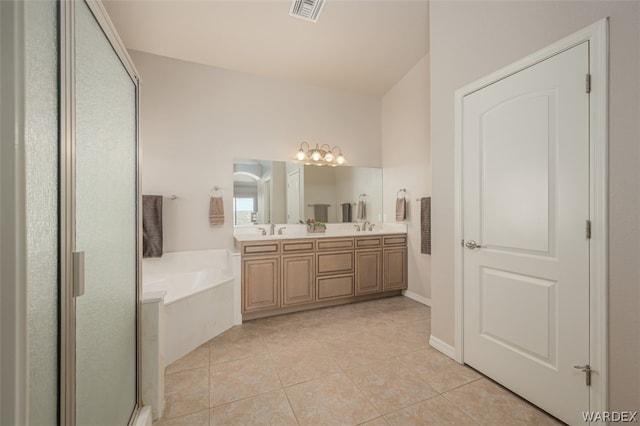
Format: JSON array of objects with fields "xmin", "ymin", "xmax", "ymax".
[{"xmin": 295, "ymin": 141, "xmax": 346, "ymax": 166}]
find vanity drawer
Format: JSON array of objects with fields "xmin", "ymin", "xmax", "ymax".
[
  {"xmin": 281, "ymin": 239, "xmax": 315, "ymax": 253},
  {"xmin": 383, "ymin": 235, "xmax": 407, "ymax": 246},
  {"xmin": 317, "ymin": 275, "xmax": 354, "ymax": 300},
  {"xmin": 316, "ymin": 251, "xmax": 354, "ymax": 275},
  {"xmin": 242, "ymin": 241, "xmax": 280, "ymax": 256},
  {"xmin": 355, "ymin": 236, "xmax": 382, "ymax": 249},
  {"xmin": 317, "ymin": 238, "xmax": 354, "ymax": 251}
]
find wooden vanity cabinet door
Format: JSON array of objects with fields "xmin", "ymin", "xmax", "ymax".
[
  {"xmin": 243, "ymin": 256, "xmax": 280, "ymax": 312},
  {"xmin": 282, "ymin": 254, "xmax": 315, "ymax": 306},
  {"xmin": 383, "ymin": 247, "xmax": 408, "ymax": 291},
  {"xmin": 355, "ymin": 249, "xmax": 382, "ymax": 295}
]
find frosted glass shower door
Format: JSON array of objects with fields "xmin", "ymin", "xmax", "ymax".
[{"xmin": 74, "ymin": 1, "xmax": 138, "ymax": 424}]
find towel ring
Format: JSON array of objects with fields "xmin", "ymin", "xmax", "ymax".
[
  {"xmin": 210, "ymin": 186, "xmax": 223, "ymax": 197},
  {"xmin": 358, "ymin": 193, "xmax": 367, "ymax": 200},
  {"xmin": 396, "ymin": 188, "xmax": 407, "ymax": 198}
]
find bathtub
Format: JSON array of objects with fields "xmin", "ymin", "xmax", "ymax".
[{"xmin": 142, "ymin": 249, "xmax": 239, "ymax": 366}]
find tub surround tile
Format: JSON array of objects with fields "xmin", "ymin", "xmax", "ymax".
[
  {"xmin": 209, "ymin": 390, "xmax": 297, "ymax": 426},
  {"xmin": 166, "ymin": 343, "xmax": 210, "ymax": 375},
  {"xmin": 443, "ymin": 379, "xmax": 562, "ymax": 425},
  {"xmin": 209, "ymin": 353, "xmax": 282, "ymax": 407},
  {"xmin": 152, "ymin": 408, "xmax": 209, "ymax": 426},
  {"xmin": 396, "ymin": 348, "xmax": 482, "ymax": 393},
  {"xmin": 270, "ymin": 341, "xmax": 341, "ymax": 387},
  {"xmin": 345, "ymin": 359, "xmax": 438, "ymax": 415},
  {"xmin": 383, "ymin": 396, "xmax": 478, "ymax": 425},
  {"xmin": 285, "ymin": 373, "xmax": 379, "ymax": 426}
]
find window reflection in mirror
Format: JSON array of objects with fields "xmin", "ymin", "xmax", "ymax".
[{"xmin": 233, "ymin": 159, "xmax": 382, "ymax": 225}]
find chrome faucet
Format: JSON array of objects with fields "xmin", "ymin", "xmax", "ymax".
[
  {"xmin": 363, "ymin": 220, "xmax": 371, "ymax": 231},
  {"xmin": 353, "ymin": 224, "xmax": 361, "ymax": 232},
  {"xmin": 269, "ymin": 223, "xmax": 276, "ymax": 235},
  {"xmin": 258, "ymin": 227, "xmax": 267, "ymax": 236},
  {"xmin": 277, "ymin": 226, "xmax": 286, "ymax": 235}
]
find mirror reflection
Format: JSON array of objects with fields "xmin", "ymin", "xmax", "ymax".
[{"xmin": 233, "ymin": 159, "xmax": 382, "ymax": 225}]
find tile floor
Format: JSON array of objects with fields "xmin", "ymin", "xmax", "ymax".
[{"xmin": 154, "ymin": 296, "xmax": 563, "ymax": 426}]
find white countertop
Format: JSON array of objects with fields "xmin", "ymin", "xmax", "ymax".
[{"xmin": 234, "ymin": 223, "xmax": 407, "ymax": 242}]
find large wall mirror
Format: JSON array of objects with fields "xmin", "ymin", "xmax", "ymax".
[{"xmin": 233, "ymin": 159, "xmax": 383, "ymax": 225}]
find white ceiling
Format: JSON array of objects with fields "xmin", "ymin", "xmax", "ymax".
[{"xmin": 103, "ymin": 0, "xmax": 429, "ymax": 97}]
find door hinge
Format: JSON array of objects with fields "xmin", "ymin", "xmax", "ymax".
[
  {"xmin": 574, "ymin": 364, "xmax": 592, "ymax": 386},
  {"xmin": 586, "ymin": 73, "xmax": 591, "ymax": 93},
  {"xmin": 586, "ymin": 220, "xmax": 592, "ymax": 239},
  {"xmin": 461, "ymin": 239, "xmax": 465, "ymax": 247}
]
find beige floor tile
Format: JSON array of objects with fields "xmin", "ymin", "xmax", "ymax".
[
  {"xmin": 166, "ymin": 343, "xmax": 210, "ymax": 375},
  {"xmin": 386, "ymin": 306, "xmax": 431, "ymax": 324},
  {"xmin": 322, "ymin": 332, "xmax": 397, "ymax": 370},
  {"xmin": 359, "ymin": 417, "xmax": 390, "ymax": 426},
  {"xmin": 368, "ymin": 323, "xmax": 429, "ymax": 356},
  {"xmin": 209, "ymin": 331, "xmax": 266, "ymax": 365},
  {"xmin": 209, "ymin": 390, "xmax": 297, "ymax": 426},
  {"xmin": 384, "ymin": 396, "xmax": 477, "ymax": 425},
  {"xmin": 396, "ymin": 348, "xmax": 482, "ymax": 393},
  {"xmin": 164, "ymin": 366, "xmax": 209, "ymax": 418},
  {"xmin": 271, "ymin": 341, "xmax": 341, "ymax": 386},
  {"xmin": 260, "ymin": 321, "xmax": 320, "ymax": 353},
  {"xmin": 346, "ymin": 359, "xmax": 438, "ymax": 415},
  {"xmin": 443, "ymin": 378, "xmax": 562, "ymax": 425},
  {"xmin": 306, "ymin": 315, "xmax": 370, "ymax": 340},
  {"xmin": 153, "ymin": 409, "xmax": 209, "ymax": 426},
  {"xmin": 164, "ymin": 367, "xmax": 209, "ymax": 419},
  {"xmin": 210, "ymin": 353, "xmax": 282, "ymax": 407},
  {"xmin": 285, "ymin": 373, "xmax": 379, "ymax": 426},
  {"xmin": 402, "ymin": 318, "xmax": 431, "ymax": 335}
]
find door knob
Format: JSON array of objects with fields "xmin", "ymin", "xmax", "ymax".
[{"xmin": 465, "ymin": 240, "xmax": 483, "ymax": 249}]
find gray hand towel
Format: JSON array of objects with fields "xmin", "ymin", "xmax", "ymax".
[
  {"xmin": 421, "ymin": 197, "xmax": 431, "ymax": 255},
  {"xmin": 341, "ymin": 203, "xmax": 352, "ymax": 223},
  {"xmin": 313, "ymin": 204, "xmax": 329, "ymax": 223},
  {"xmin": 143, "ymin": 195, "xmax": 163, "ymax": 258}
]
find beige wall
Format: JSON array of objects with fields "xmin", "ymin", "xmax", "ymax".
[
  {"xmin": 381, "ymin": 55, "xmax": 431, "ymax": 300},
  {"xmin": 132, "ymin": 50, "xmax": 381, "ymax": 252},
  {"xmin": 430, "ymin": 0, "xmax": 640, "ymax": 411}
]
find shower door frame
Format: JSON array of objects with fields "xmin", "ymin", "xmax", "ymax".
[{"xmin": 58, "ymin": 1, "xmax": 142, "ymax": 424}]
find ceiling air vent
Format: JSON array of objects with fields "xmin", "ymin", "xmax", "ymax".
[{"xmin": 289, "ymin": 0, "xmax": 326, "ymax": 23}]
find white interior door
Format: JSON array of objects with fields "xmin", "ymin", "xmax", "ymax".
[
  {"xmin": 462, "ymin": 42, "xmax": 590, "ymax": 424},
  {"xmin": 287, "ymin": 170, "xmax": 301, "ymax": 224}
]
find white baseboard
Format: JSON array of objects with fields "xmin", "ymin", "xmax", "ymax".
[
  {"xmin": 402, "ymin": 290, "xmax": 432, "ymax": 306},
  {"xmin": 429, "ymin": 335, "xmax": 456, "ymax": 360}
]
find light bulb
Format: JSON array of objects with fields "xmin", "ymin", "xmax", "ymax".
[
  {"xmin": 336, "ymin": 154, "xmax": 345, "ymax": 164},
  {"xmin": 324, "ymin": 152, "xmax": 334, "ymax": 162},
  {"xmin": 311, "ymin": 150, "xmax": 321, "ymax": 161},
  {"xmin": 296, "ymin": 149, "xmax": 305, "ymax": 161}
]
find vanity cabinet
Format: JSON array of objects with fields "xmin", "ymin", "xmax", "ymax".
[
  {"xmin": 383, "ymin": 235, "xmax": 408, "ymax": 291},
  {"xmin": 316, "ymin": 238, "xmax": 355, "ymax": 300},
  {"xmin": 240, "ymin": 233, "xmax": 407, "ymax": 320},
  {"xmin": 282, "ymin": 254, "xmax": 315, "ymax": 306},
  {"xmin": 243, "ymin": 256, "xmax": 280, "ymax": 312},
  {"xmin": 355, "ymin": 237, "xmax": 382, "ymax": 295}
]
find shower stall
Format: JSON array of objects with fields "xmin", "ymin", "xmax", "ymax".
[{"xmin": 0, "ymin": 1, "xmax": 142, "ymax": 424}]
